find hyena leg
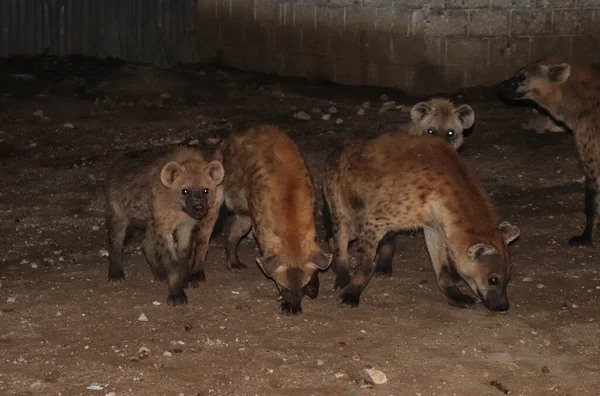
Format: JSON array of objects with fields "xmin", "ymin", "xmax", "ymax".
[
  {"xmin": 374, "ymin": 232, "xmax": 396, "ymax": 278},
  {"xmin": 339, "ymin": 222, "xmax": 383, "ymax": 307},
  {"xmin": 142, "ymin": 233, "xmax": 167, "ymax": 281},
  {"xmin": 189, "ymin": 203, "xmax": 222, "ymax": 287},
  {"xmin": 106, "ymin": 213, "xmax": 128, "ymax": 282},
  {"xmin": 323, "ymin": 194, "xmax": 352, "ymax": 290},
  {"xmin": 424, "ymin": 228, "xmax": 475, "ymax": 308},
  {"xmin": 224, "ymin": 213, "xmax": 252, "ymax": 271},
  {"xmin": 569, "ymin": 176, "xmax": 597, "ymax": 246}
]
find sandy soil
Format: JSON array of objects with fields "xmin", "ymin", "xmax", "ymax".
[{"xmin": 0, "ymin": 55, "xmax": 598, "ymax": 396}]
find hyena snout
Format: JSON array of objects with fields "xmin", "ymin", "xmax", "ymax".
[
  {"xmin": 279, "ymin": 288, "xmax": 304, "ymax": 315},
  {"xmin": 184, "ymin": 195, "xmax": 208, "ymax": 219},
  {"xmin": 498, "ymin": 73, "xmax": 526, "ymax": 100},
  {"xmin": 480, "ymin": 288, "xmax": 510, "ymax": 312}
]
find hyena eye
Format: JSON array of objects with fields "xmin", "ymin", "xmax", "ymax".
[
  {"xmin": 447, "ymin": 130, "xmax": 455, "ymax": 136},
  {"xmin": 427, "ymin": 128, "xmax": 434, "ymax": 135},
  {"xmin": 488, "ymin": 276, "xmax": 499, "ymax": 286},
  {"xmin": 202, "ymin": 188, "xmax": 209, "ymax": 195},
  {"xmin": 181, "ymin": 189, "xmax": 189, "ymax": 195}
]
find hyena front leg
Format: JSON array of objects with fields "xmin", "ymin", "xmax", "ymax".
[
  {"xmin": 142, "ymin": 232, "xmax": 167, "ymax": 281},
  {"xmin": 374, "ymin": 232, "xmax": 396, "ymax": 278},
  {"xmin": 569, "ymin": 176, "xmax": 597, "ymax": 246},
  {"xmin": 323, "ymin": 187, "xmax": 352, "ymax": 290},
  {"xmin": 106, "ymin": 212, "xmax": 129, "ymax": 282},
  {"xmin": 223, "ymin": 213, "xmax": 252, "ymax": 271},
  {"xmin": 339, "ymin": 221, "xmax": 383, "ymax": 307},
  {"xmin": 424, "ymin": 228, "xmax": 475, "ymax": 308},
  {"xmin": 189, "ymin": 208, "xmax": 220, "ymax": 287}
]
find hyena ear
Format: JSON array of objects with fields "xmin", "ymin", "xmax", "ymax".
[
  {"xmin": 467, "ymin": 243, "xmax": 498, "ymax": 260},
  {"xmin": 454, "ymin": 104, "xmax": 475, "ymax": 130},
  {"xmin": 207, "ymin": 160, "xmax": 225, "ymax": 185},
  {"xmin": 256, "ymin": 255, "xmax": 283, "ymax": 278},
  {"xmin": 498, "ymin": 221, "xmax": 520, "ymax": 245},
  {"xmin": 410, "ymin": 102, "xmax": 432, "ymax": 124},
  {"xmin": 547, "ymin": 63, "xmax": 570, "ymax": 84},
  {"xmin": 160, "ymin": 161, "xmax": 181, "ymax": 187},
  {"xmin": 308, "ymin": 250, "xmax": 333, "ymax": 271}
]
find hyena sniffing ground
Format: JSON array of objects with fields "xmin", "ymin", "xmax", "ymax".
[
  {"xmin": 323, "ymin": 134, "xmax": 520, "ymax": 311},
  {"xmin": 406, "ymin": 98, "xmax": 475, "ymax": 150},
  {"xmin": 499, "ymin": 56, "xmax": 600, "ymax": 246},
  {"xmin": 218, "ymin": 124, "xmax": 332, "ymax": 314},
  {"xmin": 105, "ymin": 147, "xmax": 224, "ymax": 306}
]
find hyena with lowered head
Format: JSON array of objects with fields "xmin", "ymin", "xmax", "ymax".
[
  {"xmin": 499, "ymin": 56, "xmax": 600, "ymax": 246},
  {"xmin": 323, "ymin": 134, "xmax": 520, "ymax": 311},
  {"xmin": 218, "ymin": 124, "xmax": 332, "ymax": 314},
  {"xmin": 406, "ymin": 98, "xmax": 475, "ymax": 150},
  {"xmin": 105, "ymin": 146, "xmax": 225, "ymax": 306}
]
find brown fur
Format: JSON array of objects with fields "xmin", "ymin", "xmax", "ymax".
[
  {"xmin": 500, "ymin": 56, "xmax": 600, "ymax": 245},
  {"xmin": 218, "ymin": 124, "xmax": 331, "ymax": 314},
  {"xmin": 323, "ymin": 133, "xmax": 520, "ymax": 310},
  {"xmin": 406, "ymin": 98, "xmax": 475, "ymax": 150},
  {"xmin": 105, "ymin": 146, "xmax": 224, "ymax": 306}
]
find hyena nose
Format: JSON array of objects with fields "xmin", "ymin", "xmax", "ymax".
[{"xmin": 193, "ymin": 204, "xmax": 204, "ymax": 212}]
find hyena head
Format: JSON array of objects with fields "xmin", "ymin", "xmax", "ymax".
[
  {"xmin": 499, "ymin": 57, "xmax": 571, "ymax": 107},
  {"xmin": 256, "ymin": 249, "xmax": 332, "ymax": 315},
  {"xmin": 160, "ymin": 159, "xmax": 225, "ymax": 219},
  {"xmin": 410, "ymin": 98, "xmax": 475, "ymax": 150},
  {"xmin": 458, "ymin": 222, "xmax": 520, "ymax": 312}
]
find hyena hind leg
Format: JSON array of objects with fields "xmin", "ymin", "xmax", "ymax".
[
  {"xmin": 374, "ymin": 232, "xmax": 396, "ymax": 278},
  {"xmin": 224, "ymin": 213, "xmax": 252, "ymax": 271},
  {"xmin": 424, "ymin": 228, "xmax": 475, "ymax": 308},
  {"xmin": 568, "ymin": 178, "xmax": 597, "ymax": 246}
]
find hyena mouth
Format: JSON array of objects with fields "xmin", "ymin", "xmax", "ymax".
[
  {"xmin": 498, "ymin": 79, "xmax": 526, "ymax": 100},
  {"xmin": 186, "ymin": 203, "xmax": 207, "ymax": 219}
]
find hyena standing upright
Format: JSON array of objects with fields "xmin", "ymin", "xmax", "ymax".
[
  {"xmin": 323, "ymin": 134, "xmax": 520, "ymax": 311},
  {"xmin": 406, "ymin": 98, "xmax": 475, "ymax": 150},
  {"xmin": 218, "ymin": 124, "xmax": 332, "ymax": 314},
  {"xmin": 105, "ymin": 147, "xmax": 225, "ymax": 306},
  {"xmin": 499, "ymin": 56, "xmax": 600, "ymax": 246}
]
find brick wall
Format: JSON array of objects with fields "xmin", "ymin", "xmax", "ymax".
[{"xmin": 197, "ymin": 0, "xmax": 600, "ymax": 95}]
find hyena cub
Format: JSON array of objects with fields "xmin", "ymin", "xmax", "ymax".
[
  {"xmin": 218, "ymin": 124, "xmax": 332, "ymax": 314},
  {"xmin": 499, "ymin": 56, "xmax": 600, "ymax": 246},
  {"xmin": 324, "ymin": 134, "xmax": 520, "ymax": 311},
  {"xmin": 406, "ymin": 98, "xmax": 475, "ymax": 150},
  {"xmin": 105, "ymin": 147, "xmax": 224, "ymax": 306}
]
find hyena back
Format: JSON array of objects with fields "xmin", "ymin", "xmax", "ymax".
[
  {"xmin": 106, "ymin": 146, "xmax": 224, "ymax": 306},
  {"xmin": 219, "ymin": 124, "xmax": 331, "ymax": 314},
  {"xmin": 323, "ymin": 134, "xmax": 520, "ymax": 311}
]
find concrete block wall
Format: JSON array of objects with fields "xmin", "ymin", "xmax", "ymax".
[{"xmin": 197, "ymin": 0, "xmax": 600, "ymax": 95}]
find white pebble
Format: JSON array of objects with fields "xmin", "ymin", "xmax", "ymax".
[
  {"xmin": 522, "ymin": 277, "xmax": 534, "ymax": 282},
  {"xmin": 31, "ymin": 263, "xmax": 38, "ymax": 269},
  {"xmin": 33, "ymin": 110, "xmax": 45, "ymax": 117},
  {"xmin": 335, "ymin": 118, "xmax": 343, "ymax": 125},
  {"xmin": 361, "ymin": 101, "xmax": 370, "ymax": 109},
  {"xmin": 361, "ymin": 368, "xmax": 388, "ymax": 385},
  {"xmin": 536, "ymin": 284, "xmax": 545, "ymax": 289},
  {"xmin": 357, "ymin": 108, "xmax": 365, "ymax": 116},
  {"xmin": 92, "ymin": 225, "xmax": 100, "ymax": 231},
  {"xmin": 334, "ymin": 372, "xmax": 346, "ymax": 379},
  {"xmin": 321, "ymin": 114, "xmax": 331, "ymax": 121},
  {"xmin": 293, "ymin": 111, "xmax": 311, "ymax": 120},
  {"xmin": 138, "ymin": 313, "xmax": 148, "ymax": 322},
  {"xmin": 99, "ymin": 249, "xmax": 109, "ymax": 257},
  {"xmin": 138, "ymin": 346, "xmax": 150, "ymax": 354},
  {"xmin": 572, "ymin": 304, "xmax": 579, "ymax": 308},
  {"xmin": 162, "ymin": 351, "xmax": 173, "ymax": 357},
  {"xmin": 7, "ymin": 297, "xmax": 16, "ymax": 303},
  {"xmin": 152, "ymin": 301, "xmax": 161, "ymax": 306},
  {"xmin": 160, "ymin": 93, "xmax": 171, "ymax": 99},
  {"xmin": 328, "ymin": 106, "xmax": 338, "ymax": 114},
  {"xmin": 188, "ymin": 139, "xmax": 200, "ymax": 146},
  {"xmin": 29, "ymin": 142, "xmax": 38, "ymax": 147},
  {"xmin": 63, "ymin": 122, "xmax": 74, "ymax": 129},
  {"xmin": 317, "ymin": 359, "xmax": 324, "ymax": 366}
]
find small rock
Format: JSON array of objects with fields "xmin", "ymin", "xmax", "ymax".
[
  {"xmin": 361, "ymin": 101, "xmax": 370, "ymax": 109},
  {"xmin": 63, "ymin": 122, "xmax": 74, "ymax": 129},
  {"xmin": 328, "ymin": 106, "xmax": 338, "ymax": 114},
  {"xmin": 322, "ymin": 114, "xmax": 331, "ymax": 121},
  {"xmin": 293, "ymin": 111, "xmax": 311, "ymax": 120},
  {"xmin": 317, "ymin": 359, "xmax": 324, "ymax": 366},
  {"xmin": 334, "ymin": 372, "xmax": 346, "ymax": 379},
  {"xmin": 522, "ymin": 276, "xmax": 534, "ymax": 282},
  {"xmin": 29, "ymin": 142, "xmax": 38, "ymax": 147},
  {"xmin": 162, "ymin": 351, "xmax": 173, "ymax": 357},
  {"xmin": 99, "ymin": 249, "xmax": 109, "ymax": 257},
  {"xmin": 360, "ymin": 368, "xmax": 388, "ymax": 385},
  {"xmin": 541, "ymin": 365, "xmax": 550, "ymax": 374},
  {"xmin": 138, "ymin": 346, "xmax": 150, "ymax": 355},
  {"xmin": 105, "ymin": 393, "xmax": 116, "ymax": 396},
  {"xmin": 152, "ymin": 301, "xmax": 161, "ymax": 306},
  {"xmin": 92, "ymin": 225, "xmax": 100, "ymax": 231},
  {"xmin": 380, "ymin": 94, "xmax": 388, "ymax": 102},
  {"xmin": 160, "ymin": 93, "xmax": 172, "ymax": 99},
  {"xmin": 7, "ymin": 297, "xmax": 16, "ymax": 303},
  {"xmin": 184, "ymin": 324, "xmax": 193, "ymax": 331},
  {"xmin": 572, "ymin": 303, "xmax": 579, "ymax": 308},
  {"xmin": 311, "ymin": 107, "xmax": 321, "ymax": 114},
  {"xmin": 536, "ymin": 283, "xmax": 545, "ymax": 289},
  {"xmin": 188, "ymin": 139, "xmax": 200, "ymax": 146},
  {"xmin": 30, "ymin": 380, "xmax": 42, "ymax": 388},
  {"xmin": 138, "ymin": 313, "xmax": 148, "ymax": 322},
  {"xmin": 357, "ymin": 108, "xmax": 365, "ymax": 116},
  {"xmin": 33, "ymin": 110, "xmax": 45, "ymax": 118},
  {"xmin": 335, "ymin": 118, "xmax": 343, "ymax": 125},
  {"xmin": 30, "ymin": 263, "xmax": 38, "ymax": 269},
  {"xmin": 206, "ymin": 137, "xmax": 221, "ymax": 145}
]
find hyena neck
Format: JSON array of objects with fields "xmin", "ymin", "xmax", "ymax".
[{"xmin": 545, "ymin": 76, "xmax": 599, "ymax": 132}]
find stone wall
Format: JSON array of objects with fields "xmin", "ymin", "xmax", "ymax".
[{"xmin": 197, "ymin": 0, "xmax": 600, "ymax": 95}]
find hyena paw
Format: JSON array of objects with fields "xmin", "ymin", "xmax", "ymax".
[
  {"xmin": 333, "ymin": 272, "xmax": 351, "ymax": 291},
  {"xmin": 374, "ymin": 265, "xmax": 393, "ymax": 278},
  {"xmin": 281, "ymin": 301, "xmax": 303, "ymax": 315},
  {"xmin": 447, "ymin": 294, "xmax": 476, "ymax": 309},
  {"xmin": 340, "ymin": 285, "xmax": 362, "ymax": 307},
  {"xmin": 228, "ymin": 261, "xmax": 248, "ymax": 272},
  {"xmin": 167, "ymin": 292, "xmax": 188, "ymax": 307},
  {"xmin": 108, "ymin": 270, "xmax": 125, "ymax": 283},
  {"xmin": 187, "ymin": 271, "xmax": 206, "ymax": 288},
  {"xmin": 568, "ymin": 234, "xmax": 593, "ymax": 247}
]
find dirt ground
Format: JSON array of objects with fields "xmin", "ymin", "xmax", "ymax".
[{"xmin": 0, "ymin": 55, "xmax": 598, "ymax": 396}]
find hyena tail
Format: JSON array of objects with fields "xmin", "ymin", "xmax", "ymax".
[{"xmin": 321, "ymin": 194, "xmax": 334, "ymax": 252}]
